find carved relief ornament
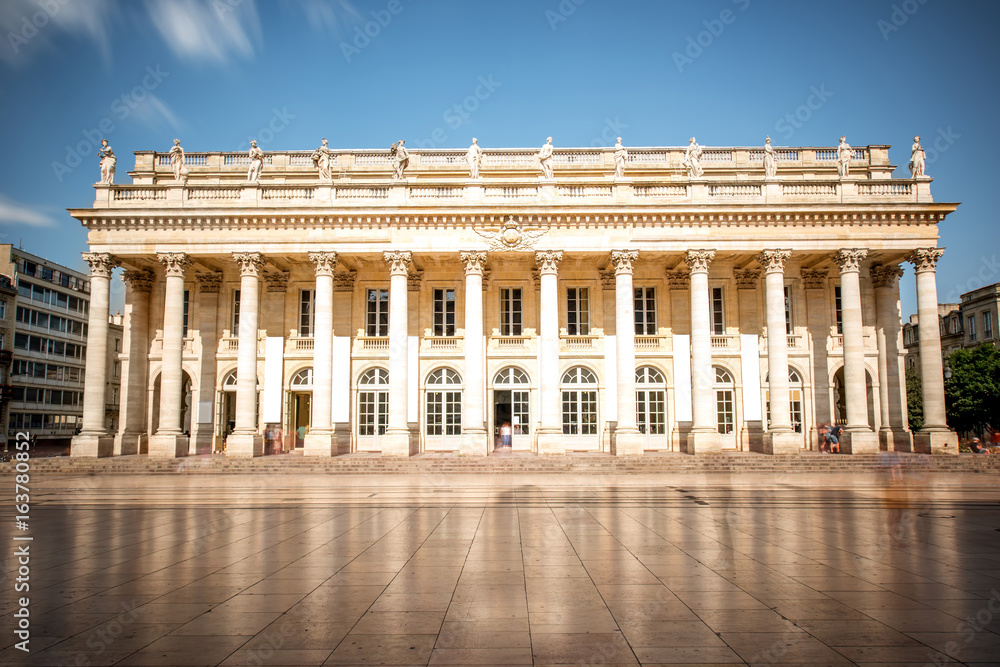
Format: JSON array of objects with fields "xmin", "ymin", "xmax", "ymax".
[{"xmin": 475, "ymin": 216, "xmax": 548, "ymax": 252}]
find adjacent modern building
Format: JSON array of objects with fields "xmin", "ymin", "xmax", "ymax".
[
  {"xmin": 68, "ymin": 140, "xmax": 959, "ymax": 458},
  {"xmin": 0, "ymin": 273, "xmax": 16, "ymax": 444},
  {"xmin": 904, "ymin": 282, "xmax": 1000, "ymax": 373},
  {"xmin": 2, "ymin": 245, "xmax": 122, "ymax": 449}
]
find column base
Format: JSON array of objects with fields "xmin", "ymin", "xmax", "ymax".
[
  {"xmin": 687, "ymin": 430, "xmax": 722, "ymax": 455},
  {"xmin": 763, "ymin": 431, "xmax": 801, "ymax": 455},
  {"xmin": 460, "ymin": 430, "xmax": 488, "ymax": 457},
  {"xmin": 190, "ymin": 433, "xmax": 214, "ymax": 456},
  {"xmin": 880, "ymin": 428, "xmax": 913, "ymax": 452},
  {"xmin": 843, "ymin": 429, "xmax": 879, "ymax": 455},
  {"xmin": 148, "ymin": 432, "xmax": 189, "ymax": 458},
  {"xmin": 114, "ymin": 432, "xmax": 144, "ymax": 456},
  {"xmin": 71, "ymin": 433, "xmax": 114, "ymax": 458},
  {"xmin": 381, "ymin": 429, "xmax": 413, "ymax": 457},
  {"xmin": 612, "ymin": 429, "xmax": 644, "ymax": 456},
  {"xmin": 303, "ymin": 430, "xmax": 335, "ymax": 457},
  {"xmin": 225, "ymin": 432, "xmax": 263, "ymax": 458},
  {"xmin": 913, "ymin": 429, "xmax": 958, "ymax": 455},
  {"xmin": 536, "ymin": 429, "xmax": 564, "ymax": 455}
]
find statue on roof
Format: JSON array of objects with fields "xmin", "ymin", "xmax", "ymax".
[
  {"xmin": 312, "ymin": 138, "xmax": 333, "ymax": 181},
  {"xmin": 763, "ymin": 136, "xmax": 777, "ymax": 179},
  {"xmin": 98, "ymin": 139, "xmax": 116, "ymax": 184},
  {"xmin": 837, "ymin": 135, "xmax": 852, "ymax": 178},
  {"xmin": 537, "ymin": 137, "xmax": 554, "ymax": 179},
  {"xmin": 169, "ymin": 139, "xmax": 187, "ymax": 183},
  {"xmin": 247, "ymin": 140, "xmax": 264, "ymax": 182},
  {"xmin": 467, "ymin": 138, "xmax": 483, "ymax": 179},
  {"xmin": 909, "ymin": 135, "xmax": 926, "ymax": 178},
  {"xmin": 683, "ymin": 137, "xmax": 703, "ymax": 178},
  {"xmin": 614, "ymin": 137, "xmax": 628, "ymax": 178}
]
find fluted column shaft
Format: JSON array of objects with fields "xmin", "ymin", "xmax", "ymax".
[
  {"xmin": 910, "ymin": 250, "xmax": 948, "ymax": 429},
  {"xmin": 834, "ymin": 249, "xmax": 870, "ymax": 431},
  {"xmin": 761, "ymin": 251, "xmax": 792, "ymax": 432},
  {"xmin": 536, "ymin": 251, "xmax": 563, "ymax": 439},
  {"xmin": 233, "ymin": 253, "xmax": 262, "ymax": 435},
  {"xmin": 872, "ymin": 265, "xmax": 907, "ymax": 443},
  {"xmin": 461, "ymin": 252, "xmax": 487, "ymax": 444},
  {"xmin": 385, "ymin": 251, "xmax": 412, "ymax": 437},
  {"xmin": 117, "ymin": 272, "xmax": 152, "ymax": 453},
  {"xmin": 156, "ymin": 253, "xmax": 189, "ymax": 436},
  {"xmin": 612, "ymin": 251, "xmax": 638, "ymax": 433},
  {"xmin": 79, "ymin": 253, "xmax": 118, "ymax": 434},
  {"xmin": 309, "ymin": 253, "xmax": 336, "ymax": 438},
  {"xmin": 686, "ymin": 251, "xmax": 715, "ymax": 434}
]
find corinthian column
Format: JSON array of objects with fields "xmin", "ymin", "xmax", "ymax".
[
  {"xmin": 148, "ymin": 253, "xmax": 191, "ymax": 457},
  {"xmin": 304, "ymin": 252, "xmax": 337, "ymax": 456},
  {"xmin": 383, "ymin": 251, "xmax": 413, "ymax": 457},
  {"xmin": 758, "ymin": 249, "xmax": 799, "ymax": 454},
  {"xmin": 832, "ymin": 248, "xmax": 877, "ymax": 453},
  {"xmin": 871, "ymin": 264, "xmax": 911, "ymax": 452},
  {"xmin": 535, "ymin": 250, "xmax": 563, "ymax": 454},
  {"xmin": 115, "ymin": 270, "xmax": 152, "ymax": 456},
  {"xmin": 611, "ymin": 250, "xmax": 643, "ymax": 455},
  {"xmin": 460, "ymin": 251, "xmax": 488, "ymax": 456},
  {"xmin": 685, "ymin": 249, "xmax": 718, "ymax": 454},
  {"xmin": 71, "ymin": 252, "xmax": 119, "ymax": 457},
  {"xmin": 227, "ymin": 252, "xmax": 264, "ymax": 458},
  {"xmin": 908, "ymin": 248, "xmax": 958, "ymax": 454}
]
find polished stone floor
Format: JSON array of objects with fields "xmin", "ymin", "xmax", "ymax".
[{"xmin": 1, "ymin": 470, "xmax": 999, "ymax": 666}]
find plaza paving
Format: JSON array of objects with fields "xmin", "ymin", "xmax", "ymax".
[{"xmin": 1, "ymin": 470, "xmax": 999, "ymax": 666}]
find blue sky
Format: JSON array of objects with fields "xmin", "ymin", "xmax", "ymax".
[{"xmin": 0, "ymin": 0, "xmax": 997, "ymax": 316}]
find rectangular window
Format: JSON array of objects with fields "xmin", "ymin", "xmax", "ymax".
[
  {"xmin": 299, "ymin": 289, "xmax": 315, "ymax": 337},
  {"xmin": 0, "ymin": 300, "xmax": 4, "ymax": 319},
  {"xmin": 182, "ymin": 290, "xmax": 190, "ymax": 338},
  {"xmin": 114, "ymin": 338, "xmax": 121, "ymax": 353},
  {"xmin": 711, "ymin": 287, "xmax": 724, "ymax": 335},
  {"xmin": 834, "ymin": 286, "xmax": 843, "ymax": 335},
  {"xmin": 984, "ymin": 312, "xmax": 993, "ymax": 339},
  {"xmin": 113, "ymin": 360, "xmax": 120, "ymax": 378},
  {"xmin": 232, "ymin": 289, "xmax": 241, "ymax": 334},
  {"xmin": 426, "ymin": 390, "xmax": 462, "ymax": 436},
  {"xmin": 968, "ymin": 316, "xmax": 977, "ymax": 342},
  {"xmin": 952, "ymin": 316, "xmax": 959, "ymax": 334},
  {"xmin": 433, "ymin": 288, "xmax": 456, "ymax": 337},
  {"xmin": 784, "ymin": 286, "xmax": 792, "ymax": 335},
  {"xmin": 634, "ymin": 287, "xmax": 656, "ymax": 335},
  {"xmin": 366, "ymin": 289, "xmax": 389, "ymax": 337},
  {"xmin": 566, "ymin": 287, "xmax": 590, "ymax": 336},
  {"xmin": 499, "ymin": 288, "xmax": 522, "ymax": 336}
]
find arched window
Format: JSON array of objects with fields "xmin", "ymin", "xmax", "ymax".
[
  {"xmin": 494, "ymin": 366, "xmax": 529, "ymax": 386},
  {"xmin": 357, "ymin": 367, "xmax": 389, "ymax": 436},
  {"xmin": 713, "ymin": 366, "xmax": 735, "ymax": 435},
  {"xmin": 290, "ymin": 367, "xmax": 313, "ymax": 388},
  {"xmin": 561, "ymin": 366, "xmax": 598, "ymax": 435},
  {"xmin": 221, "ymin": 368, "xmax": 258, "ymax": 391},
  {"xmin": 636, "ymin": 366, "xmax": 666, "ymax": 435},
  {"xmin": 426, "ymin": 368, "xmax": 462, "ymax": 436},
  {"xmin": 494, "ymin": 367, "xmax": 530, "ymax": 438},
  {"xmin": 765, "ymin": 368, "xmax": 804, "ymax": 433}
]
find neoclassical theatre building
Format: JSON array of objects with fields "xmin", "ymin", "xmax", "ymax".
[{"xmin": 70, "ymin": 139, "xmax": 958, "ymax": 458}]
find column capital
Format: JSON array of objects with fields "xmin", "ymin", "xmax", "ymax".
[
  {"xmin": 82, "ymin": 252, "xmax": 120, "ymax": 278},
  {"xmin": 800, "ymin": 268, "xmax": 828, "ymax": 289},
  {"xmin": 683, "ymin": 249, "xmax": 715, "ymax": 273},
  {"xmin": 610, "ymin": 249, "xmax": 638, "ymax": 275},
  {"xmin": 667, "ymin": 269, "xmax": 690, "ymax": 290},
  {"xmin": 264, "ymin": 271, "xmax": 289, "ymax": 292},
  {"xmin": 907, "ymin": 247, "xmax": 944, "ymax": 273},
  {"xmin": 733, "ymin": 268, "xmax": 760, "ymax": 289},
  {"xmin": 334, "ymin": 271, "xmax": 356, "ymax": 292},
  {"xmin": 870, "ymin": 264, "xmax": 905, "ymax": 289},
  {"xmin": 832, "ymin": 248, "xmax": 868, "ymax": 273},
  {"xmin": 383, "ymin": 250, "xmax": 413, "ymax": 276},
  {"xmin": 535, "ymin": 250, "xmax": 563, "ymax": 275},
  {"xmin": 308, "ymin": 251, "xmax": 338, "ymax": 276},
  {"xmin": 232, "ymin": 252, "xmax": 264, "ymax": 277},
  {"xmin": 757, "ymin": 249, "xmax": 791, "ymax": 274},
  {"xmin": 407, "ymin": 271, "xmax": 423, "ymax": 292},
  {"xmin": 459, "ymin": 251, "xmax": 487, "ymax": 275},
  {"xmin": 195, "ymin": 272, "xmax": 222, "ymax": 293},
  {"xmin": 157, "ymin": 252, "xmax": 191, "ymax": 278},
  {"xmin": 121, "ymin": 270, "xmax": 153, "ymax": 292}
]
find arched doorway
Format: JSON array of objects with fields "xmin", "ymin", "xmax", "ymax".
[
  {"xmin": 289, "ymin": 367, "xmax": 313, "ymax": 449},
  {"xmin": 765, "ymin": 367, "xmax": 805, "ymax": 445},
  {"xmin": 636, "ymin": 366, "xmax": 668, "ymax": 449},
  {"xmin": 356, "ymin": 367, "xmax": 389, "ymax": 452},
  {"xmin": 217, "ymin": 369, "xmax": 259, "ymax": 452},
  {"xmin": 832, "ymin": 367, "xmax": 876, "ymax": 429},
  {"xmin": 561, "ymin": 366, "xmax": 599, "ymax": 449},
  {"xmin": 150, "ymin": 370, "xmax": 193, "ymax": 437},
  {"xmin": 493, "ymin": 366, "xmax": 530, "ymax": 451},
  {"xmin": 713, "ymin": 366, "xmax": 737, "ymax": 449},
  {"xmin": 425, "ymin": 367, "xmax": 463, "ymax": 450}
]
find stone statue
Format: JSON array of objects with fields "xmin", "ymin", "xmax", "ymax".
[
  {"xmin": 98, "ymin": 139, "xmax": 116, "ymax": 184},
  {"xmin": 392, "ymin": 139, "xmax": 409, "ymax": 179},
  {"xmin": 247, "ymin": 140, "xmax": 264, "ymax": 182},
  {"xmin": 537, "ymin": 137, "xmax": 554, "ymax": 179},
  {"xmin": 763, "ymin": 136, "xmax": 777, "ymax": 178},
  {"xmin": 837, "ymin": 135, "xmax": 852, "ymax": 178},
  {"xmin": 909, "ymin": 135, "xmax": 926, "ymax": 178},
  {"xmin": 466, "ymin": 138, "xmax": 483, "ymax": 179},
  {"xmin": 169, "ymin": 138, "xmax": 186, "ymax": 182},
  {"xmin": 683, "ymin": 137, "xmax": 703, "ymax": 178},
  {"xmin": 312, "ymin": 138, "xmax": 333, "ymax": 181},
  {"xmin": 614, "ymin": 137, "xmax": 628, "ymax": 178}
]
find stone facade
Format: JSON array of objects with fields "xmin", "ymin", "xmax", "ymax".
[{"xmin": 69, "ymin": 142, "xmax": 959, "ymax": 457}]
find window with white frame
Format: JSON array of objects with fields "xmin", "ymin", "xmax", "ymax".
[
  {"xmin": 765, "ymin": 368, "xmax": 804, "ymax": 433},
  {"xmin": 984, "ymin": 311, "xmax": 993, "ymax": 339},
  {"xmin": 357, "ymin": 367, "xmax": 389, "ymax": 436},
  {"xmin": 433, "ymin": 288, "xmax": 456, "ymax": 336},
  {"xmin": 714, "ymin": 366, "xmax": 735, "ymax": 435},
  {"xmin": 634, "ymin": 287, "xmax": 656, "ymax": 335},
  {"xmin": 499, "ymin": 288, "xmax": 522, "ymax": 336},
  {"xmin": 636, "ymin": 366, "xmax": 666, "ymax": 435},
  {"xmin": 834, "ymin": 286, "xmax": 843, "ymax": 335},
  {"xmin": 561, "ymin": 366, "xmax": 598, "ymax": 435},
  {"xmin": 711, "ymin": 287, "xmax": 724, "ymax": 335},
  {"xmin": 231, "ymin": 289, "xmax": 241, "ymax": 334},
  {"xmin": 426, "ymin": 368, "xmax": 462, "ymax": 436},
  {"xmin": 299, "ymin": 289, "xmax": 315, "ymax": 337},
  {"xmin": 182, "ymin": 290, "xmax": 190, "ymax": 337},
  {"xmin": 784, "ymin": 286, "xmax": 793, "ymax": 334},
  {"xmin": 366, "ymin": 289, "xmax": 389, "ymax": 337},
  {"xmin": 566, "ymin": 287, "xmax": 590, "ymax": 335}
]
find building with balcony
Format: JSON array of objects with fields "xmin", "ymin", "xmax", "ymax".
[
  {"xmin": 0, "ymin": 273, "xmax": 16, "ymax": 445},
  {"xmin": 903, "ymin": 282, "xmax": 1000, "ymax": 377},
  {"xmin": 69, "ymin": 140, "xmax": 959, "ymax": 458}
]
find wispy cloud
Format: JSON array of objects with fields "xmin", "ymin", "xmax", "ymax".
[
  {"xmin": 0, "ymin": 194, "xmax": 57, "ymax": 227},
  {"xmin": 145, "ymin": 0, "xmax": 262, "ymax": 66},
  {"xmin": 291, "ymin": 0, "xmax": 361, "ymax": 35},
  {"xmin": 0, "ymin": 0, "xmax": 115, "ymax": 67},
  {"xmin": 131, "ymin": 92, "xmax": 183, "ymax": 132}
]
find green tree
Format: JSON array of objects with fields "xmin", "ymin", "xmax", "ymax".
[
  {"xmin": 905, "ymin": 366, "xmax": 923, "ymax": 431},
  {"xmin": 945, "ymin": 343, "xmax": 1000, "ymax": 434}
]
